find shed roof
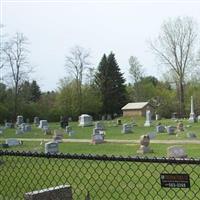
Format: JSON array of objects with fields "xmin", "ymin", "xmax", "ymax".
[{"xmin": 121, "ymin": 102, "xmax": 149, "ymax": 110}]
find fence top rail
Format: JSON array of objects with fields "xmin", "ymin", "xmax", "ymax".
[{"xmin": 0, "ymin": 150, "xmax": 200, "ymax": 164}]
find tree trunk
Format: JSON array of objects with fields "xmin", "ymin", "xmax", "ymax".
[{"xmin": 179, "ymin": 80, "xmax": 185, "ymax": 117}]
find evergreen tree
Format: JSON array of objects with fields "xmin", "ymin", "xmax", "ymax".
[
  {"xmin": 30, "ymin": 80, "xmax": 41, "ymax": 102},
  {"xmin": 95, "ymin": 52, "xmax": 127, "ymax": 116}
]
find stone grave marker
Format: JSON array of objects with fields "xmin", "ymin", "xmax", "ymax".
[
  {"xmin": 16, "ymin": 115, "xmax": 23, "ymax": 126},
  {"xmin": 144, "ymin": 110, "xmax": 152, "ymax": 127},
  {"xmin": 5, "ymin": 122, "xmax": 14, "ymax": 129},
  {"xmin": 167, "ymin": 146, "xmax": 187, "ymax": 158},
  {"xmin": 6, "ymin": 138, "xmax": 22, "ymax": 147},
  {"xmin": 24, "ymin": 185, "xmax": 72, "ymax": 200},
  {"xmin": 166, "ymin": 126, "xmax": 176, "ymax": 135},
  {"xmin": 121, "ymin": 123, "xmax": 132, "ymax": 134},
  {"xmin": 34, "ymin": 117, "xmax": 40, "ymax": 126},
  {"xmin": 53, "ymin": 130, "xmax": 63, "ymax": 143},
  {"xmin": 39, "ymin": 120, "xmax": 48, "ymax": 129},
  {"xmin": 92, "ymin": 131, "xmax": 105, "ymax": 144},
  {"xmin": 45, "ymin": 142, "xmax": 59, "ymax": 154},
  {"xmin": 43, "ymin": 126, "xmax": 51, "ymax": 135},
  {"xmin": 147, "ymin": 132, "xmax": 156, "ymax": 139},
  {"xmin": 95, "ymin": 121, "xmax": 104, "ymax": 130},
  {"xmin": 24, "ymin": 124, "xmax": 31, "ymax": 132},
  {"xmin": 189, "ymin": 96, "xmax": 196, "ymax": 123},
  {"xmin": 177, "ymin": 121, "xmax": 184, "ymax": 132},
  {"xmin": 187, "ymin": 132, "xmax": 197, "ymax": 139},
  {"xmin": 137, "ymin": 135, "xmax": 153, "ymax": 154},
  {"xmin": 79, "ymin": 114, "xmax": 93, "ymax": 127},
  {"xmin": 156, "ymin": 125, "xmax": 165, "ymax": 133},
  {"xmin": 155, "ymin": 114, "xmax": 160, "ymax": 120}
]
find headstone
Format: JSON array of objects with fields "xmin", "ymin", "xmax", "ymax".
[
  {"xmin": 16, "ymin": 129, "xmax": 24, "ymax": 135},
  {"xmin": 167, "ymin": 146, "xmax": 187, "ymax": 158},
  {"xmin": 155, "ymin": 114, "xmax": 160, "ymax": 120},
  {"xmin": 16, "ymin": 115, "xmax": 23, "ymax": 126},
  {"xmin": 79, "ymin": 114, "xmax": 93, "ymax": 127},
  {"xmin": 156, "ymin": 125, "xmax": 165, "ymax": 133},
  {"xmin": 34, "ymin": 117, "xmax": 40, "ymax": 125},
  {"xmin": 187, "ymin": 132, "xmax": 197, "ymax": 139},
  {"xmin": 189, "ymin": 96, "xmax": 196, "ymax": 123},
  {"xmin": 6, "ymin": 138, "xmax": 22, "ymax": 147},
  {"xmin": 66, "ymin": 126, "xmax": 72, "ymax": 134},
  {"xmin": 137, "ymin": 135, "xmax": 153, "ymax": 154},
  {"xmin": 53, "ymin": 130, "xmax": 63, "ymax": 143},
  {"xmin": 117, "ymin": 119, "xmax": 122, "ymax": 125},
  {"xmin": 171, "ymin": 112, "xmax": 177, "ymax": 120},
  {"xmin": 45, "ymin": 142, "xmax": 59, "ymax": 154},
  {"xmin": 147, "ymin": 132, "xmax": 156, "ymax": 139},
  {"xmin": 5, "ymin": 122, "xmax": 14, "ymax": 129},
  {"xmin": 177, "ymin": 121, "xmax": 184, "ymax": 132},
  {"xmin": 24, "ymin": 124, "xmax": 31, "ymax": 132},
  {"xmin": 24, "ymin": 185, "xmax": 72, "ymax": 200},
  {"xmin": 107, "ymin": 114, "xmax": 112, "ymax": 120},
  {"xmin": 39, "ymin": 120, "xmax": 48, "ymax": 129},
  {"xmin": 144, "ymin": 110, "xmax": 152, "ymax": 127},
  {"xmin": 121, "ymin": 124, "xmax": 132, "ymax": 134},
  {"xmin": 198, "ymin": 115, "xmax": 200, "ymax": 122},
  {"xmin": 60, "ymin": 116, "xmax": 68, "ymax": 129},
  {"xmin": 43, "ymin": 126, "xmax": 51, "ymax": 135},
  {"xmin": 95, "ymin": 121, "xmax": 104, "ymax": 130},
  {"xmin": 166, "ymin": 126, "xmax": 176, "ymax": 135},
  {"xmin": 92, "ymin": 132, "xmax": 104, "ymax": 144},
  {"xmin": 101, "ymin": 115, "xmax": 106, "ymax": 121},
  {"xmin": 0, "ymin": 127, "xmax": 4, "ymax": 134}
]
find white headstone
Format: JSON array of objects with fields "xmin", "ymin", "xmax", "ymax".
[
  {"xmin": 79, "ymin": 114, "xmax": 93, "ymax": 127},
  {"xmin": 189, "ymin": 96, "xmax": 196, "ymax": 123},
  {"xmin": 16, "ymin": 115, "xmax": 23, "ymax": 125},
  {"xmin": 45, "ymin": 142, "xmax": 59, "ymax": 154},
  {"xmin": 39, "ymin": 120, "xmax": 48, "ymax": 129},
  {"xmin": 6, "ymin": 138, "xmax": 21, "ymax": 147},
  {"xmin": 144, "ymin": 110, "xmax": 152, "ymax": 127},
  {"xmin": 167, "ymin": 146, "xmax": 187, "ymax": 158}
]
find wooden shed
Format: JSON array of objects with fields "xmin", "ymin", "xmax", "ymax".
[{"xmin": 121, "ymin": 102, "xmax": 154, "ymax": 117}]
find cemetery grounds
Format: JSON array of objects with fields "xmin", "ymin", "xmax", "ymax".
[{"xmin": 1, "ymin": 117, "xmax": 200, "ymax": 199}]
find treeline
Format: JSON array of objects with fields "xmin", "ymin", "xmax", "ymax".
[{"xmin": 1, "ymin": 16, "xmax": 200, "ymax": 122}]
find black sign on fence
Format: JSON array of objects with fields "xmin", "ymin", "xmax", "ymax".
[{"xmin": 160, "ymin": 173, "xmax": 190, "ymax": 188}]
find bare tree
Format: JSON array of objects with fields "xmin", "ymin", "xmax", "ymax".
[
  {"xmin": 3, "ymin": 32, "xmax": 32, "ymax": 118},
  {"xmin": 129, "ymin": 56, "xmax": 144, "ymax": 101},
  {"xmin": 65, "ymin": 46, "xmax": 90, "ymax": 113},
  {"xmin": 150, "ymin": 16, "xmax": 198, "ymax": 116}
]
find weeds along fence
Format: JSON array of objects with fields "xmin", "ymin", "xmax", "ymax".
[{"xmin": 0, "ymin": 150, "xmax": 200, "ymax": 200}]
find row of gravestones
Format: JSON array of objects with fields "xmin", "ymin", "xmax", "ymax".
[{"xmin": 137, "ymin": 135, "xmax": 188, "ymax": 158}]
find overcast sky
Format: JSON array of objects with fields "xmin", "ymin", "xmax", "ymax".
[{"xmin": 1, "ymin": 0, "xmax": 200, "ymax": 91}]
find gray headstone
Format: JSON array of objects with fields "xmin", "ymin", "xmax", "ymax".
[
  {"xmin": 34, "ymin": 117, "xmax": 40, "ymax": 125},
  {"xmin": 53, "ymin": 130, "xmax": 63, "ymax": 143},
  {"xmin": 95, "ymin": 121, "xmax": 104, "ymax": 130},
  {"xmin": 156, "ymin": 125, "xmax": 165, "ymax": 133},
  {"xmin": 167, "ymin": 146, "xmax": 187, "ymax": 158},
  {"xmin": 121, "ymin": 124, "xmax": 132, "ymax": 134},
  {"xmin": 166, "ymin": 126, "xmax": 176, "ymax": 135},
  {"xmin": 45, "ymin": 142, "xmax": 59, "ymax": 154},
  {"xmin": 187, "ymin": 132, "xmax": 197, "ymax": 139},
  {"xmin": 39, "ymin": 120, "xmax": 48, "ymax": 129},
  {"xmin": 92, "ymin": 132, "xmax": 104, "ymax": 144},
  {"xmin": 147, "ymin": 132, "xmax": 156, "ymax": 139},
  {"xmin": 24, "ymin": 185, "xmax": 72, "ymax": 200},
  {"xmin": 6, "ymin": 138, "xmax": 22, "ymax": 147}
]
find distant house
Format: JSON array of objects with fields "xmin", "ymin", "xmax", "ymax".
[{"xmin": 121, "ymin": 102, "xmax": 154, "ymax": 117}]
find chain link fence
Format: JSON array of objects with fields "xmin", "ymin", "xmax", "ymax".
[{"xmin": 0, "ymin": 150, "xmax": 200, "ymax": 199}]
